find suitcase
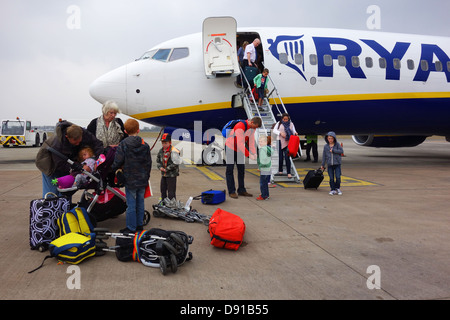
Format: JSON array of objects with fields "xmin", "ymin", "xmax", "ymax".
[
  {"xmin": 288, "ymin": 135, "xmax": 300, "ymax": 157},
  {"xmin": 198, "ymin": 189, "xmax": 226, "ymax": 205},
  {"xmin": 209, "ymin": 208, "xmax": 246, "ymax": 250},
  {"xmin": 303, "ymin": 168, "xmax": 324, "ymax": 189},
  {"xmin": 243, "ymin": 66, "xmax": 258, "ymax": 88},
  {"xmin": 29, "ymin": 192, "xmax": 71, "ymax": 251}
]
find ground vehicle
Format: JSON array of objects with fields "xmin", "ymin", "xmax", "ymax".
[{"xmin": 0, "ymin": 118, "xmax": 48, "ymax": 147}]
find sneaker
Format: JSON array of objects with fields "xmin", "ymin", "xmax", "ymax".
[
  {"xmin": 336, "ymin": 189, "xmax": 342, "ymax": 195},
  {"xmin": 329, "ymin": 190, "xmax": 337, "ymax": 195},
  {"xmin": 256, "ymin": 195, "xmax": 265, "ymax": 200}
]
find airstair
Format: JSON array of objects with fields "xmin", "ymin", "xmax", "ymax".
[{"xmin": 239, "ymin": 67, "xmax": 301, "ymax": 183}]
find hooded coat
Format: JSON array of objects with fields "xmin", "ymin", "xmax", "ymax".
[
  {"xmin": 35, "ymin": 121, "xmax": 104, "ymax": 176},
  {"xmin": 112, "ymin": 136, "xmax": 151, "ymax": 189},
  {"xmin": 321, "ymin": 131, "xmax": 343, "ymax": 167}
]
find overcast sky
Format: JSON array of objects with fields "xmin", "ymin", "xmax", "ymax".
[{"xmin": 1, "ymin": 0, "xmax": 449, "ymax": 126}]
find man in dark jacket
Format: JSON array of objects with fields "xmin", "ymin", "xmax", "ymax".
[
  {"xmin": 36, "ymin": 121, "xmax": 104, "ymax": 197},
  {"xmin": 112, "ymin": 119, "xmax": 152, "ymax": 232}
]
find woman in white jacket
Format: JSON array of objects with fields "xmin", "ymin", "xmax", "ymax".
[{"xmin": 272, "ymin": 113, "xmax": 298, "ymax": 178}]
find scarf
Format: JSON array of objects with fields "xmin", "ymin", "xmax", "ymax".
[
  {"xmin": 282, "ymin": 120, "xmax": 293, "ymax": 141},
  {"xmin": 163, "ymin": 145, "xmax": 171, "ymax": 168},
  {"xmin": 96, "ymin": 116, "xmax": 124, "ymax": 147}
]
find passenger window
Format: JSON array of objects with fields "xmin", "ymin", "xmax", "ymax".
[
  {"xmin": 393, "ymin": 58, "xmax": 401, "ymax": 70},
  {"xmin": 169, "ymin": 48, "xmax": 189, "ymax": 61},
  {"xmin": 420, "ymin": 60, "xmax": 429, "ymax": 71},
  {"xmin": 338, "ymin": 55, "xmax": 346, "ymax": 67},
  {"xmin": 309, "ymin": 54, "xmax": 318, "ymax": 65},
  {"xmin": 323, "ymin": 54, "xmax": 332, "ymax": 67},
  {"xmin": 447, "ymin": 61, "xmax": 450, "ymax": 72},
  {"xmin": 279, "ymin": 53, "xmax": 288, "ymax": 65},
  {"xmin": 351, "ymin": 56, "xmax": 360, "ymax": 68},
  {"xmin": 152, "ymin": 49, "xmax": 172, "ymax": 62},
  {"xmin": 294, "ymin": 53, "xmax": 303, "ymax": 65},
  {"xmin": 379, "ymin": 58, "xmax": 387, "ymax": 69},
  {"xmin": 435, "ymin": 61, "xmax": 443, "ymax": 72},
  {"xmin": 365, "ymin": 57, "xmax": 373, "ymax": 68},
  {"xmin": 407, "ymin": 59, "xmax": 415, "ymax": 70}
]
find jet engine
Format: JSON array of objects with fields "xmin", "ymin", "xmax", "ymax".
[{"xmin": 351, "ymin": 135, "xmax": 428, "ymax": 148}]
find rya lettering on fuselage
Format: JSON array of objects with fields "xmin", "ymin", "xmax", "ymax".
[{"xmin": 268, "ymin": 35, "xmax": 450, "ymax": 82}]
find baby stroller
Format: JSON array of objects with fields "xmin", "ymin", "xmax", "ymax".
[
  {"xmin": 152, "ymin": 198, "xmax": 210, "ymax": 225},
  {"xmin": 47, "ymin": 147, "xmax": 150, "ymax": 226},
  {"xmin": 95, "ymin": 228, "xmax": 193, "ymax": 275}
]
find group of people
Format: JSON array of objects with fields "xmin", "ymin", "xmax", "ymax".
[
  {"xmin": 36, "ymin": 101, "xmax": 180, "ymax": 233},
  {"xmin": 224, "ymin": 113, "xmax": 344, "ymax": 201},
  {"xmin": 36, "ymin": 97, "xmax": 344, "ymax": 232}
]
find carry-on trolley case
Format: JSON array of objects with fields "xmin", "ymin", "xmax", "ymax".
[
  {"xmin": 303, "ymin": 168, "xmax": 324, "ymax": 189},
  {"xmin": 29, "ymin": 192, "xmax": 71, "ymax": 252},
  {"xmin": 195, "ymin": 189, "xmax": 226, "ymax": 205},
  {"xmin": 243, "ymin": 66, "xmax": 258, "ymax": 89}
]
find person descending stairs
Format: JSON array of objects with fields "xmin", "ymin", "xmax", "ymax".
[{"xmin": 238, "ymin": 65, "xmax": 301, "ymax": 184}]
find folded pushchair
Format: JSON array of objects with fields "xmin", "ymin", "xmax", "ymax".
[
  {"xmin": 95, "ymin": 228, "xmax": 193, "ymax": 275},
  {"xmin": 47, "ymin": 147, "xmax": 150, "ymax": 226},
  {"xmin": 152, "ymin": 198, "xmax": 210, "ymax": 225}
]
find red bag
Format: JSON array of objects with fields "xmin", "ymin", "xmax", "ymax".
[
  {"xmin": 251, "ymin": 86, "xmax": 259, "ymax": 100},
  {"xmin": 208, "ymin": 208, "xmax": 246, "ymax": 250},
  {"xmin": 287, "ymin": 135, "xmax": 300, "ymax": 157}
]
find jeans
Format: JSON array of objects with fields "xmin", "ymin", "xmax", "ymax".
[
  {"xmin": 259, "ymin": 174, "xmax": 270, "ymax": 199},
  {"xmin": 125, "ymin": 187, "xmax": 145, "ymax": 231},
  {"xmin": 327, "ymin": 165, "xmax": 342, "ymax": 191},
  {"xmin": 278, "ymin": 141, "xmax": 291, "ymax": 174},
  {"xmin": 225, "ymin": 146, "xmax": 246, "ymax": 194},
  {"xmin": 42, "ymin": 172, "xmax": 62, "ymax": 198}
]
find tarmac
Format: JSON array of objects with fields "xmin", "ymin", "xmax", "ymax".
[{"xmin": 0, "ymin": 136, "xmax": 449, "ymax": 302}]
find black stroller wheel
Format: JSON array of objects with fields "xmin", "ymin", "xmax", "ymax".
[
  {"xmin": 169, "ymin": 233, "xmax": 184, "ymax": 247},
  {"xmin": 143, "ymin": 210, "xmax": 151, "ymax": 226},
  {"xmin": 163, "ymin": 241, "xmax": 178, "ymax": 255},
  {"xmin": 152, "ymin": 209, "xmax": 165, "ymax": 218},
  {"xmin": 159, "ymin": 256, "xmax": 167, "ymax": 275},
  {"xmin": 170, "ymin": 254, "xmax": 178, "ymax": 273}
]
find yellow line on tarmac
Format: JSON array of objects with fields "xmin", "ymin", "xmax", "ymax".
[
  {"xmin": 246, "ymin": 168, "xmax": 377, "ymax": 188},
  {"xmin": 183, "ymin": 158, "xmax": 224, "ymax": 181}
]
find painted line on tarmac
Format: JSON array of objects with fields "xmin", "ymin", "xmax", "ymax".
[
  {"xmin": 246, "ymin": 168, "xmax": 378, "ymax": 188},
  {"xmin": 183, "ymin": 158, "xmax": 224, "ymax": 181}
]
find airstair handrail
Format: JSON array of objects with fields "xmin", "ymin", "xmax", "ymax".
[
  {"xmin": 261, "ymin": 62, "xmax": 289, "ymax": 119},
  {"xmin": 239, "ymin": 66, "xmax": 268, "ymax": 133}
]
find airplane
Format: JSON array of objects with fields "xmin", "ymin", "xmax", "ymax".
[{"xmin": 89, "ymin": 17, "xmax": 450, "ymax": 164}]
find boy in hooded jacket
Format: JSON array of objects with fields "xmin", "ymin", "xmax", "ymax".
[
  {"xmin": 156, "ymin": 133, "xmax": 180, "ymax": 200},
  {"xmin": 112, "ymin": 119, "xmax": 151, "ymax": 232},
  {"xmin": 321, "ymin": 131, "xmax": 344, "ymax": 195}
]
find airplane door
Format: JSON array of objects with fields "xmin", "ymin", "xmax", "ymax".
[{"xmin": 203, "ymin": 17, "xmax": 240, "ymax": 79}]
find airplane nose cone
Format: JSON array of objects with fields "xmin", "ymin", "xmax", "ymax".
[{"xmin": 89, "ymin": 65, "xmax": 127, "ymax": 111}]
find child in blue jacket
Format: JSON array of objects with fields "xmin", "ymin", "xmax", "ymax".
[{"xmin": 321, "ymin": 131, "xmax": 344, "ymax": 195}]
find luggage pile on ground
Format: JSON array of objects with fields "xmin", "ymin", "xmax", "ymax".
[{"xmin": 28, "ymin": 181, "xmax": 250, "ymax": 276}]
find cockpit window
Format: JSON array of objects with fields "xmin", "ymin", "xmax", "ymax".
[
  {"xmin": 152, "ymin": 49, "xmax": 172, "ymax": 62},
  {"xmin": 138, "ymin": 48, "xmax": 190, "ymax": 63},
  {"xmin": 137, "ymin": 50, "xmax": 157, "ymax": 60},
  {"xmin": 169, "ymin": 48, "xmax": 189, "ymax": 61}
]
